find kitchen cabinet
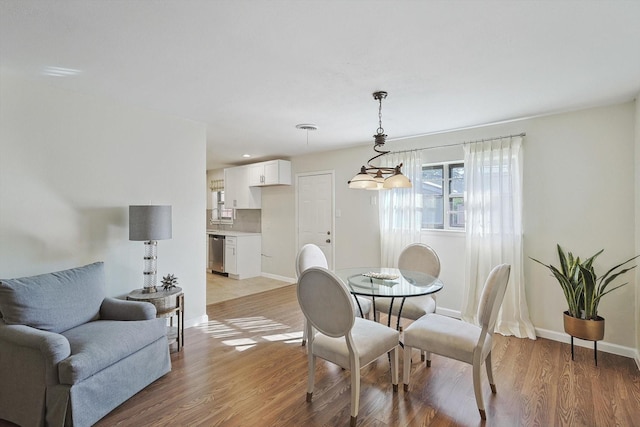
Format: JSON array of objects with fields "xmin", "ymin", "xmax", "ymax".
[
  {"xmin": 224, "ymin": 234, "xmax": 261, "ymax": 280},
  {"xmin": 248, "ymin": 160, "xmax": 291, "ymax": 186},
  {"xmin": 224, "ymin": 165, "xmax": 261, "ymax": 209},
  {"xmin": 224, "ymin": 237, "xmax": 238, "ymax": 275}
]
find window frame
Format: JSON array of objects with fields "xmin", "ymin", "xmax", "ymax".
[{"xmin": 421, "ymin": 161, "xmax": 465, "ymax": 231}]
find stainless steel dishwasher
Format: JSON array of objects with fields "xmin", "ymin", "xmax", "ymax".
[{"xmin": 208, "ymin": 234, "xmax": 226, "ymax": 274}]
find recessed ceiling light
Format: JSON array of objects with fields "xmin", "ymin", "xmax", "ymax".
[
  {"xmin": 41, "ymin": 66, "xmax": 82, "ymax": 77},
  {"xmin": 242, "ymin": 154, "xmax": 251, "ymax": 158}
]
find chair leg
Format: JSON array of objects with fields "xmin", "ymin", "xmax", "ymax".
[
  {"xmin": 403, "ymin": 345, "xmax": 412, "ymax": 391},
  {"xmin": 425, "ymin": 351, "xmax": 432, "ymax": 368},
  {"xmin": 301, "ymin": 319, "xmax": 307, "ymax": 346},
  {"xmin": 421, "ymin": 350, "xmax": 425, "ymax": 361},
  {"xmin": 472, "ymin": 361, "xmax": 486, "ymax": 420},
  {"xmin": 306, "ymin": 352, "xmax": 316, "ymax": 401},
  {"xmin": 350, "ymin": 359, "xmax": 361, "ymax": 427},
  {"xmin": 390, "ymin": 346, "xmax": 399, "ymax": 392},
  {"xmin": 485, "ymin": 352, "xmax": 496, "ymax": 393}
]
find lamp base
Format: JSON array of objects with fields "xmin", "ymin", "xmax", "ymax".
[{"xmin": 143, "ymin": 240, "xmax": 159, "ymax": 294}]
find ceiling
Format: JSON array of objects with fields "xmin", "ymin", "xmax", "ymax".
[{"xmin": 2, "ymin": 1, "xmax": 640, "ymax": 170}]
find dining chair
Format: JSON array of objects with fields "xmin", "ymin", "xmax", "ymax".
[
  {"xmin": 402, "ymin": 263, "xmax": 511, "ymax": 420},
  {"xmin": 375, "ymin": 243, "xmax": 440, "ymax": 343},
  {"xmin": 295, "ymin": 243, "xmax": 372, "ymax": 345},
  {"xmin": 297, "ymin": 266, "xmax": 400, "ymax": 427}
]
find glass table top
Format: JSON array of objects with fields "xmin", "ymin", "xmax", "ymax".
[{"xmin": 335, "ymin": 267, "xmax": 443, "ymax": 298}]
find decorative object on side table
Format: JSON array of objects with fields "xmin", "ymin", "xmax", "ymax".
[
  {"xmin": 127, "ymin": 286, "xmax": 184, "ymax": 352},
  {"xmin": 531, "ymin": 244, "xmax": 638, "ymax": 365},
  {"xmin": 161, "ymin": 274, "xmax": 178, "ymax": 290}
]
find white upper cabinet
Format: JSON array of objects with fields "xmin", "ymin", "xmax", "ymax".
[
  {"xmin": 248, "ymin": 160, "xmax": 291, "ymax": 186},
  {"xmin": 224, "ymin": 165, "xmax": 261, "ymax": 209}
]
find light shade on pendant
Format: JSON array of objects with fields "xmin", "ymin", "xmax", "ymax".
[
  {"xmin": 348, "ymin": 166, "xmax": 378, "ymax": 189},
  {"xmin": 366, "ymin": 170, "xmax": 386, "ymax": 190},
  {"xmin": 383, "ymin": 168, "xmax": 412, "ymax": 189}
]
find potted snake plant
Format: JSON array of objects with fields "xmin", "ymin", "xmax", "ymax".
[{"xmin": 531, "ymin": 244, "xmax": 638, "ymax": 341}]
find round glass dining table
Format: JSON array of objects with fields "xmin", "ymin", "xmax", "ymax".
[{"xmin": 335, "ymin": 267, "xmax": 443, "ymax": 330}]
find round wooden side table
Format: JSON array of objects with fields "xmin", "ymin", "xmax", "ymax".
[{"xmin": 127, "ymin": 286, "xmax": 184, "ymax": 352}]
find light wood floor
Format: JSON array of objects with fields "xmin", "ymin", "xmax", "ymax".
[
  {"xmin": 206, "ymin": 271, "xmax": 294, "ymax": 305},
  {"xmin": 88, "ymin": 284, "xmax": 640, "ymax": 427}
]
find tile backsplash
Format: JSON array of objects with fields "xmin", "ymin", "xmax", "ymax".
[{"xmin": 206, "ymin": 209, "xmax": 261, "ymax": 233}]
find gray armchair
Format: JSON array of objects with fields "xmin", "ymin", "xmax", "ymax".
[{"xmin": 0, "ymin": 262, "xmax": 171, "ymax": 427}]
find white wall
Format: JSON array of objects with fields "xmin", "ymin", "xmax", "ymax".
[
  {"xmin": 523, "ymin": 103, "xmax": 636, "ymax": 351},
  {"xmin": 0, "ymin": 73, "xmax": 208, "ymax": 327},
  {"xmin": 635, "ymin": 95, "xmax": 640, "ymax": 367},
  {"xmin": 262, "ymin": 100, "xmax": 638, "ymax": 354}
]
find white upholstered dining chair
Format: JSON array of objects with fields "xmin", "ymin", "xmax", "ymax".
[
  {"xmin": 375, "ymin": 243, "xmax": 440, "ymax": 330},
  {"xmin": 295, "ymin": 243, "xmax": 372, "ymax": 345},
  {"xmin": 297, "ymin": 267, "xmax": 399, "ymax": 427},
  {"xmin": 402, "ymin": 263, "xmax": 511, "ymax": 420}
]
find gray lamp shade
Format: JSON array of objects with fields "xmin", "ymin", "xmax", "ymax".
[{"xmin": 129, "ymin": 205, "xmax": 172, "ymax": 241}]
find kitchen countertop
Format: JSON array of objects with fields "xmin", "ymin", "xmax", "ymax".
[{"xmin": 206, "ymin": 229, "xmax": 261, "ymax": 237}]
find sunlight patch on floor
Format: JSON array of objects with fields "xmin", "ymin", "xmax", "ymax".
[
  {"xmin": 196, "ymin": 316, "xmax": 302, "ymax": 350},
  {"xmin": 262, "ymin": 331, "xmax": 303, "ymax": 341},
  {"xmin": 226, "ymin": 316, "xmax": 290, "ymax": 333},
  {"xmin": 222, "ymin": 338, "xmax": 258, "ymax": 346},
  {"xmin": 194, "ymin": 319, "xmax": 241, "ymax": 338}
]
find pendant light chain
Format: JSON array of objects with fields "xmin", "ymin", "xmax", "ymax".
[{"xmin": 377, "ymin": 95, "xmax": 384, "ymax": 135}]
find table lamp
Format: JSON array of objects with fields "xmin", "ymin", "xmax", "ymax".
[{"xmin": 129, "ymin": 205, "xmax": 172, "ymax": 293}]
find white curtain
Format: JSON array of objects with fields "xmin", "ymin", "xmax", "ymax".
[
  {"xmin": 378, "ymin": 150, "xmax": 422, "ymax": 267},
  {"xmin": 461, "ymin": 136, "xmax": 536, "ymax": 339}
]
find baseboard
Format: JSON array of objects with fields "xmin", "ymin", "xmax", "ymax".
[
  {"xmin": 534, "ymin": 326, "xmax": 638, "ymax": 360},
  {"xmin": 261, "ymin": 272, "xmax": 296, "ymax": 283},
  {"xmin": 635, "ymin": 350, "xmax": 640, "ymax": 371},
  {"xmin": 185, "ymin": 314, "xmax": 209, "ymax": 329}
]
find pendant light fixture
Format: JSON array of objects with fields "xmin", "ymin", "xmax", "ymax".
[{"xmin": 348, "ymin": 91, "xmax": 412, "ymax": 190}]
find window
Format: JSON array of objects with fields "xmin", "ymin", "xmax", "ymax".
[{"xmin": 421, "ymin": 162, "xmax": 465, "ymax": 230}]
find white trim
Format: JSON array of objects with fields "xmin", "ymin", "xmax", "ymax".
[
  {"xmin": 421, "ymin": 228, "xmax": 466, "ymax": 238},
  {"xmin": 535, "ymin": 327, "xmax": 638, "ymax": 360},
  {"xmin": 261, "ymin": 272, "xmax": 296, "ymax": 283},
  {"xmin": 634, "ymin": 349, "xmax": 640, "ymax": 371},
  {"xmin": 185, "ymin": 314, "xmax": 209, "ymax": 329}
]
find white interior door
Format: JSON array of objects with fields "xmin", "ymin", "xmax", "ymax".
[{"xmin": 296, "ymin": 171, "xmax": 334, "ymax": 270}]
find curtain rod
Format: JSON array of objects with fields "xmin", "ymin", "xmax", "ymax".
[{"xmin": 389, "ymin": 132, "xmax": 526, "ymax": 155}]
